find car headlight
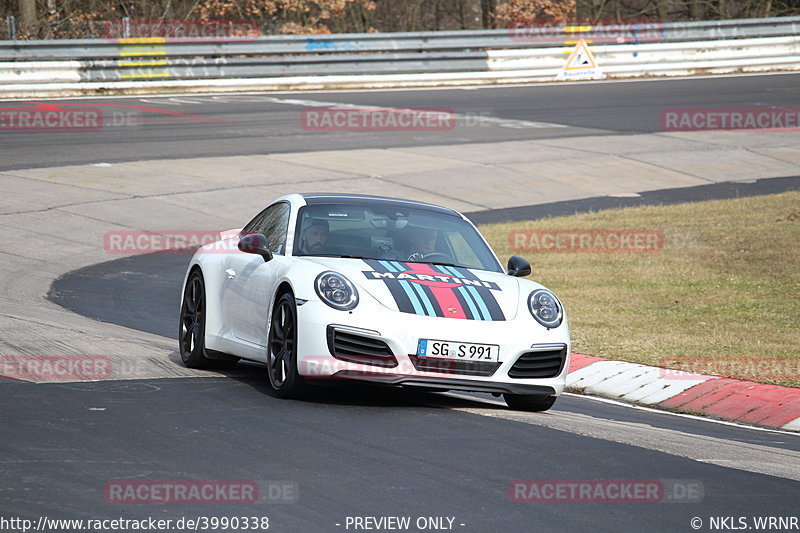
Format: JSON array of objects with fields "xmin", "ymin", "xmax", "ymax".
[
  {"xmin": 528, "ymin": 289, "xmax": 562, "ymax": 328},
  {"xmin": 315, "ymin": 271, "xmax": 359, "ymax": 311}
]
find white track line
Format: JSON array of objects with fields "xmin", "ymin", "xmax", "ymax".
[{"xmin": 443, "ymin": 390, "xmax": 800, "ymax": 437}]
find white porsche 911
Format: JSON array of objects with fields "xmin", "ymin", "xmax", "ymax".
[{"xmin": 179, "ymin": 193, "xmax": 570, "ymax": 411}]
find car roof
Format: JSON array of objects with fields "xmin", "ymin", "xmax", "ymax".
[{"xmin": 300, "ymin": 193, "xmax": 461, "ymax": 217}]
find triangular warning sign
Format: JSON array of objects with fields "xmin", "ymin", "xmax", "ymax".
[
  {"xmin": 557, "ymin": 39, "xmax": 605, "ymax": 80},
  {"xmin": 564, "ymin": 40, "xmax": 597, "ymax": 70}
]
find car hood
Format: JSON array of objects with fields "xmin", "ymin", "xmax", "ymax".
[{"xmin": 304, "ymin": 257, "xmax": 520, "ymax": 321}]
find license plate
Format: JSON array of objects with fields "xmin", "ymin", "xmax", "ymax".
[{"xmin": 417, "ymin": 339, "xmax": 499, "ymax": 362}]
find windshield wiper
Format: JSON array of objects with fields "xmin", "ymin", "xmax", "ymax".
[
  {"xmin": 304, "ymin": 255, "xmax": 467, "ymax": 269},
  {"xmin": 303, "ymin": 253, "xmax": 370, "ymax": 259},
  {"xmin": 419, "ymin": 260, "xmax": 464, "ymax": 269}
]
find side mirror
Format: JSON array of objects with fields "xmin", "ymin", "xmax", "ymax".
[
  {"xmin": 507, "ymin": 255, "xmax": 531, "ymax": 277},
  {"xmin": 238, "ymin": 233, "xmax": 273, "ymax": 262}
]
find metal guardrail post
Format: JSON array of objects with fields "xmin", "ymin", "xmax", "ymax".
[{"xmin": 6, "ymin": 15, "xmax": 16, "ymax": 41}]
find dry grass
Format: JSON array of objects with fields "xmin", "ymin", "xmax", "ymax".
[{"xmin": 480, "ymin": 191, "xmax": 800, "ymax": 388}]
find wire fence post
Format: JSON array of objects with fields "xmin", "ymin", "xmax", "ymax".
[
  {"xmin": 6, "ymin": 15, "xmax": 16, "ymax": 40},
  {"xmin": 122, "ymin": 17, "xmax": 130, "ymax": 38}
]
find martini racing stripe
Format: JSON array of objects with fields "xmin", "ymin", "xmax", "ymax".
[
  {"xmin": 363, "ymin": 260, "xmax": 506, "ymax": 321},
  {"xmin": 410, "ymin": 262, "xmax": 467, "ymax": 319},
  {"xmin": 409, "ymin": 277, "xmax": 437, "ymax": 317},
  {"xmin": 453, "ymin": 283, "xmax": 482, "ymax": 320},
  {"xmin": 437, "ymin": 264, "xmax": 489, "ymax": 320},
  {"xmin": 436, "ymin": 265, "xmax": 506, "ymax": 320},
  {"xmin": 378, "ymin": 259, "xmax": 425, "ymax": 315},
  {"xmin": 385, "ymin": 260, "xmax": 441, "ymax": 317},
  {"xmin": 368, "ymin": 259, "xmax": 431, "ymax": 316},
  {"xmin": 440, "ymin": 264, "xmax": 506, "ymax": 321}
]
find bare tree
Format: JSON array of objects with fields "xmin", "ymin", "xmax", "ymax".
[
  {"xmin": 688, "ymin": 0, "xmax": 705, "ymax": 19},
  {"xmin": 4, "ymin": 0, "xmax": 800, "ymax": 39},
  {"xmin": 461, "ymin": 0, "xmax": 483, "ymax": 28},
  {"xmin": 18, "ymin": 0, "xmax": 37, "ymax": 25},
  {"xmin": 481, "ymin": 0, "xmax": 496, "ymax": 28}
]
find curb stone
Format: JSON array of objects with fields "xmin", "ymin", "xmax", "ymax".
[{"xmin": 567, "ymin": 353, "xmax": 800, "ymax": 432}]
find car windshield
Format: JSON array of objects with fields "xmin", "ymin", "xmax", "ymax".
[{"xmin": 293, "ymin": 203, "xmax": 503, "ymax": 273}]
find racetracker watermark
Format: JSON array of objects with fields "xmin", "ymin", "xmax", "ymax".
[
  {"xmin": 509, "ymin": 479, "xmax": 703, "ymax": 503},
  {"xmin": 103, "ymin": 229, "xmax": 240, "ymax": 254},
  {"xmin": 0, "ymin": 356, "xmax": 112, "ymax": 381},
  {"xmin": 660, "ymin": 357, "xmax": 800, "ymax": 381},
  {"xmin": 104, "ymin": 480, "xmax": 298, "ymax": 504},
  {"xmin": 1, "ymin": 516, "xmax": 271, "ymax": 533},
  {"xmin": 661, "ymin": 108, "xmax": 800, "ymax": 131},
  {"xmin": 0, "ymin": 107, "xmax": 102, "ymax": 132},
  {"xmin": 509, "ymin": 18, "xmax": 664, "ymax": 43},
  {"xmin": 509, "ymin": 229, "xmax": 664, "ymax": 253},
  {"xmin": 297, "ymin": 355, "xmax": 531, "ymax": 381},
  {"xmin": 301, "ymin": 107, "xmax": 456, "ymax": 132},
  {"xmin": 103, "ymin": 19, "xmax": 259, "ymax": 39}
]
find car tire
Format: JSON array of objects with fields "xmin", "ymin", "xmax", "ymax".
[
  {"xmin": 179, "ymin": 269, "xmax": 216, "ymax": 369},
  {"xmin": 503, "ymin": 393, "xmax": 557, "ymax": 412},
  {"xmin": 267, "ymin": 292, "xmax": 306, "ymax": 398}
]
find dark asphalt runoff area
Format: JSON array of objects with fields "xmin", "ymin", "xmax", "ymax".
[{"xmin": 3, "ymin": 76, "xmax": 800, "ymax": 532}]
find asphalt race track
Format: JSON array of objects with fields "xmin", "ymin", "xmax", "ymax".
[
  {"xmin": 2, "ymin": 73, "xmax": 800, "ymax": 171},
  {"xmin": 2, "ymin": 74, "xmax": 800, "ymax": 533},
  {"xmin": 2, "ymin": 377, "xmax": 799, "ymax": 532}
]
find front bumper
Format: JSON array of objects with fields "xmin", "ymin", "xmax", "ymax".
[{"xmin": 296, "ymin": 298, "xmax": 570, "ymax": 396}]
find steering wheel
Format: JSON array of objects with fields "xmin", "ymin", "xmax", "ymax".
[{"xmin": 406, "ymin": 252, "xmax": 451, "ymax": 262}]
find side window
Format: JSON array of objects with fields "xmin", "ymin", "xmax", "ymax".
[{"xmin": 246, "ymin": 203, "xmax": 291, "ymax": 255}]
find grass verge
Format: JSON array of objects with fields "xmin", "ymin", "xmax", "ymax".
[{"xmin": 480, "ymin": 191, "xmax": 800, "ymax": 388}]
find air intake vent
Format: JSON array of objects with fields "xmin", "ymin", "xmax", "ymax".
[
  {"xmin": 407, "ymin": 356, "xmax": 500, "ymax": 376},
  {"xmin": 327, "ymin": 327, "xmax": 397, "ymax": 368},
  {"xmin": 508, "ymin": 345, "xmax": 567, "ymax": 379}
]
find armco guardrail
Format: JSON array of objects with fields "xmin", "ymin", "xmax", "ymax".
[{"xmin": 1, "ymin": 16, "xmax": 799, "ymax": 97}]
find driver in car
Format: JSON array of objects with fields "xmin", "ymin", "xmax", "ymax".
[
  {"xmin": 298, "ymin": 219, "xmax": 329, "ymax": 255},
  {"xmin": 406, "ymin": 227, "xmax": 438, "ymax": 261}
]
